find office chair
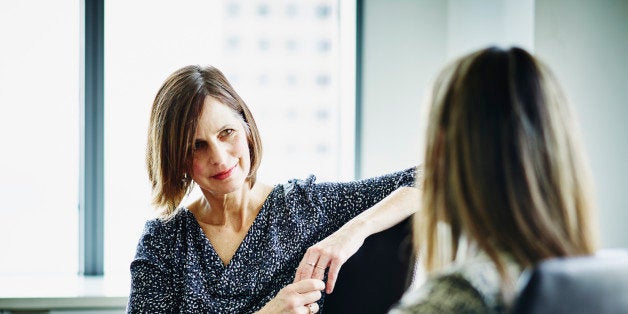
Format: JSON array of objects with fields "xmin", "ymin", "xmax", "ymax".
[
  {"xmin": 323, "ymin": 217, "xmax": 414, "ymax": 314},
  {"xmin": 512, "ymin": 249, "xmax": 628, "ymax": 314}
]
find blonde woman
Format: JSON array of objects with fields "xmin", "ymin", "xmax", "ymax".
[{"xmin": 390, "ymin": 46, "xmax": 598, "ymax": 313}]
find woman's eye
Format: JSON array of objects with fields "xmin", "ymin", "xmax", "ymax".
[
  {"xmin": 194, "ymin": 141, "xmax": 206, "ymax": 150},
  {"xmin": 220, "ymin": 129, "xmax": 235, "ymax": 137}
]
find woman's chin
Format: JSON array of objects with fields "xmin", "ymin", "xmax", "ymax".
[{"xmin": 206, "ymin": 177, "xmax": 248, "ymax": 195}]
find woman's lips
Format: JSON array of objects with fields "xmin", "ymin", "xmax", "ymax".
[{"xmin": 212, "ymin": 165, "xmax": 236, "ymax": 180}]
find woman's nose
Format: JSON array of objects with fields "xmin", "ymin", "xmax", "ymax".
[{"xmin": 208, "ymin": 143, "xmax": 228, "ymax": 165}]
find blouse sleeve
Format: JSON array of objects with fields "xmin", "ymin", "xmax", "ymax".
[
  {"xmin": 126, "ymin": 220, "xmax": 178, "ymax": 313},
  {"xmin": 306, "ymin": 166, "xmax": 417, "ymax": 231},
  {"xmin": 388, "ymin": 274, "xmax": 489, "ymax": 314}
]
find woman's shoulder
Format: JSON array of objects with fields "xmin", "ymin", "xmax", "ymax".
[
  {"xmin": 272, "ymin": 175, "xmax": 323, "ymax": 208},
  {"xmin": 137, "ymin": 208, "xmax": 195, "ymax": 248},
  {"xmin": 280, "ymin": 175, "xmax": 318, "ymax": 195},
  {"xmin": 392, "ymin": 252, "xmax": 520, "ymax": 314},
  {"xmin": 142, "ymin": 208, "xmax": 191, "ymax": 233},
  {"xmin": 391, "ymin": 272, "xmax": 488, "ymax": 314},
  {"xmin": 449, "ymin": 251, "xmax": 521, "ymax": 309},
  {"xmin": 134, "ymin": 208, "xmax": 195, "ymax": 261}
]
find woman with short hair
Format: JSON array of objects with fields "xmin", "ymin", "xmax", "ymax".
[{"xmin": 128, "ymin": 65, "xmax": 420, "ymax": 313}]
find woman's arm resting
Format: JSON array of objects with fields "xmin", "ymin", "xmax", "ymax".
[{"xmin": 294, "ymin": 186, "xmax": 420, "ymax": 293}]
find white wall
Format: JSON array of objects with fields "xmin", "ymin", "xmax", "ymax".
[
  {"xmin": 361, "ymin": 0, "xmax": 446, "ymax": 178},
  {"xmin": 446, "ymin": 0, "xmax": 534, "ymax": 56},
  {"xmin": 361, "ymin": 0, "xmax": 534, "ymax": 178},
  {"xmin": 361, "ymin": 0, "xmax": 628, "ymax": 247},
  {"xmin": 535, "ymin": 0, "xmax": 628, "ymax": 248}
]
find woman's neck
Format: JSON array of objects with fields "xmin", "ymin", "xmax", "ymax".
[{"xmin": 191, "ymin": 182, "xmax": 273, "ymax": 231}]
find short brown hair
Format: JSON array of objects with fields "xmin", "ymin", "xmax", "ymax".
[
  {"xmin": 146, "ymin": 65, "xmax": 262, "ymax": 218},
  {"xmin": 416, "ymin": 47, "xmax": 598, "ymax": 292}
]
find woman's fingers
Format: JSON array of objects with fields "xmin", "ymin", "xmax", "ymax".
[
  {"xmin": 258, "ymin": 279, "xmax": 325, "ymax": 313},
  {"xmin": 259, "ymin": 279, "xmax": 324, "ymax": 314},
  {"xmin": 294, "ymin": 251, "xmax": 318, "ymax": 283},
  {"xmin": 294, "ymin": 259, "xmax": 305, "ymax": 283},
  {"xmin": 292, "ymin": 280, "xmax": 323, "ymax": 314},
  {"xmin": 296, "ymin": 247, "xmax": 332, "ymax": 282},
  {"xmin": 293, "ymin": 278, "xmax": 325, "ymax": 294},
  {"xmin": 325, "ymin": 259, "xmax": 342, "ymax": 293},
  {"xmin": 294, "ymin": 234, "xmax": 355, "ymax": 291},
  {"xmin": 294, "ymin": 225, "xmax": 366, "ymax": 294},
  {"xmin": 310, "ymin": 255, "xmax": 329, "ymax": 280},
  {"xmin": 305, "ymin": 302, "xmax": 320, "ymax": 314},
  {"xmin": 299, "ymin": 290, "xmax": 322, "ymax": 305}
]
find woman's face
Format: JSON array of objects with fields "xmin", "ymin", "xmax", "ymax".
[{"xmin": 190, "ymin": 96, "xmax": 251, "ymax": 196}]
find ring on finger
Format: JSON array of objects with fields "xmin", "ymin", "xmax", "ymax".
[
  {"xmin": 313, "ymin": 264, "xmax": 326, "ymax": 270},
  {"xmin": 307, "ymin": 262, "xmax": 326, "ymax": 270}
]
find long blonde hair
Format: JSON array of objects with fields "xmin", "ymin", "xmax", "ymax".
[{"xmin": 416, "ymin": 47, "xmax": 598, "ymax": 291}]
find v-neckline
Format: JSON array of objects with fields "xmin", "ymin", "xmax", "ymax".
[{"xmin": 185, "ymin": 185, "xmax": 278, "ymax": 271}]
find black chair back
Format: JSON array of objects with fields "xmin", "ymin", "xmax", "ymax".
[
  {"xmin": 323, "ymin": 217, "xmax": 414, "ymax": 314},
  {"xmin": 513, "ymin": 249, "xmax": 628, "ymax": 314}
]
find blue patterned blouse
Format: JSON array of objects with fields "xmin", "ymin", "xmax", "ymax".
[{"xmin": 127, "ymin": 167, "xmax": 416, "ymax": 313}]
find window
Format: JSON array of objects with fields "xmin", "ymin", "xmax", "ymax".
[
  {"xmin": 104, "ymin": 0, "xmax": 355, "ymax": 275},
  {"xmin": 0, "ymin": 1, "xmax": 80, "ymax": 275},
  {"xmin": 0, "ymin": 0, "xmax": 354, "ymax": 277}
]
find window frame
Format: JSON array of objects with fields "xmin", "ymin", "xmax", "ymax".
[
  {"xmin": 79, "ymin": 0, "xmax": 105, "ymax": 276},
  {"xmin": 78, "ymin": 0, "xmax": 361, "ymax": 275}
]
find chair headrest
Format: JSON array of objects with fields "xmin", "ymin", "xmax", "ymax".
[{"xmin": 513, "ymin": 249, "xmax": 628, "ymax": 314}]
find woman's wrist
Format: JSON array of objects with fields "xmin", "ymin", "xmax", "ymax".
[
  {"xmin": 340, "ymin": 215, "xmax": 372, "ymax": 241},
  {"xmin": 343, "ymin": 186, "xmax": 420, "ymax": 239}
]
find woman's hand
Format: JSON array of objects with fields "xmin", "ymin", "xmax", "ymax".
[
  {"xmin": 293, "ymin": 224, "xmax": 367, "ymax": 294},
  {"xmin": 294, "ymin": 187, "xmax": 421, "ymax": 294},
  {"xmin": 256, "ymin": 279, "xmax": 324, "ymax": 314}
]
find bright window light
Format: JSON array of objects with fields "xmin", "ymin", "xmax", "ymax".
[
  {"xmin": 104, "ymin": 0, "xmax": 355, "ymax": 275},
  {"xmin": 0, "ymin": 1, "xmax": 80, "ymax": 275}
]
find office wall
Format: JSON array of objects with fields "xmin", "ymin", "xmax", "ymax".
[
  {"xmin": 535, "ymin": 0, "xmax": 628, "ymax": 248},
  {"xmin": 361, "ymin": 0, "xmax": 533, "ymax": 178},
  {"xmin": 361, "ymin": 0, "xmax": 628, "ymax": 247},
  {"xmin": 360, "ymin": 0, "xmax": 447, "ymax": 177}
]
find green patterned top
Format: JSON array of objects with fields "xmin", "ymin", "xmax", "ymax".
[{"xmin": 390, "ymin": 251, "xmax": 522, "ymax": 314}]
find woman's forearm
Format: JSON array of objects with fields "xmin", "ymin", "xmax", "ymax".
[{"xmin": 341, "ymin": 186, "xmax": 421, "ymax": 240}]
